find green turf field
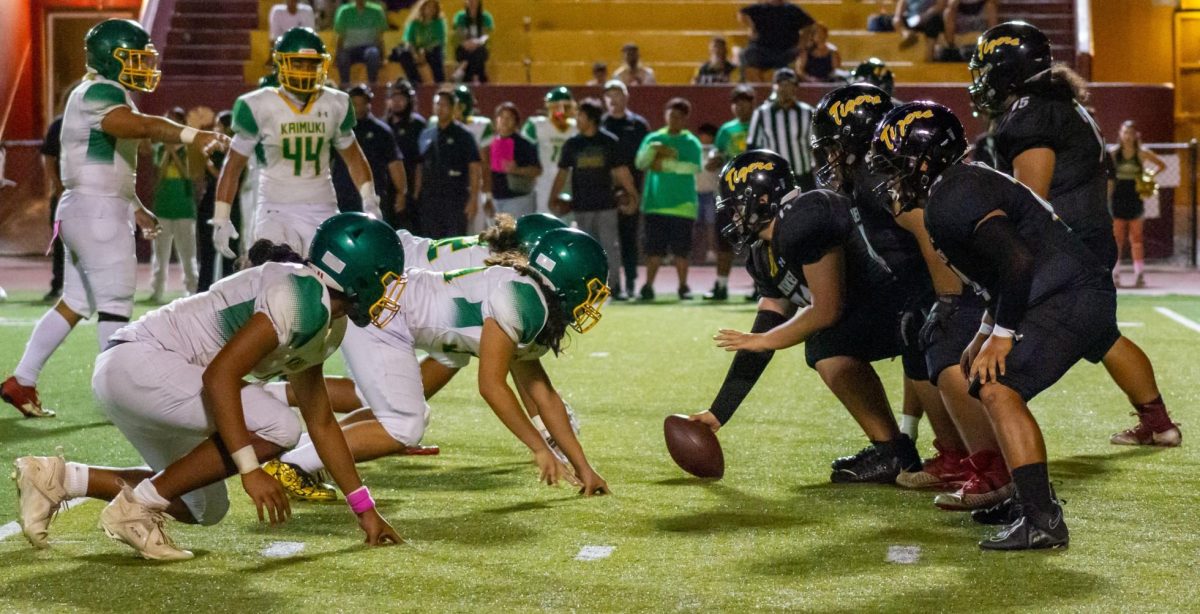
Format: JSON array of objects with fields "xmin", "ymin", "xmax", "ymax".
[{"xmin": 1, "ymin": 292, "xmax": 1199, "ymax": 612}]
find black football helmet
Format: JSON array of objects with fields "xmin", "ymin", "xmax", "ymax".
[
  {"xmin": 811, "ymin": 83, "xmax": 895, "ymax": 191},
  {"xmin": 850, "ymin": 58, "xmax": 895, "ymax": 97},
  {"xmin": 868, "ymin": 102, "xmax": 967, "ymax": 214},
  {"xmin": 716, "ymin": 150, "xmax": 796, "ymax": 251},
  {"xmin": 968, "ymin": 21, "xmax": 1052, "ymax": 117}
]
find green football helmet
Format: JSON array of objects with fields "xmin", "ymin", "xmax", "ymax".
[
  {"xmin": 451, "ymin": 84, "xmax": 475, "ymax": 118},
  {"xmin": 273, "ymin": 27, "xmax": 330, "ymax": 94},
  {"xmin": 85, "ymin": 19, "xmax": 160, "ymax": 92},
  {"xmin": 514, "ymin": 213, "xmax": 568, "ymax": 254},
  {"xmin": 308, "ymin": 213, "xmax": 406, "ymax": 328},
  {"xmin": 528, "ymin": 228, "xmax": 610, "ymax": 334},
  {"xmin": 258, "ymin": 67, "xmax": 280, "ymax": 89},
  {"xmin": 544, "ymin": 86, "xmax": 573, "ymax": 104}
]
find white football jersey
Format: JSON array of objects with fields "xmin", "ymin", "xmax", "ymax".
[
  {"xmin": 229, "ymin": 86, "xmax": 356, "ymax": 206},
  {"xmin": 464, "ymin": 115, "xmax": 494, "ymax": 148},
  {"xmin": 397, "ymin": 229, "xmax": 491, "ymax": 271},
  {"xmin": 522, "ymin": 116, "xmax": 577, "ymax": 212},
  {"xmin": 59, "ymin": 75, "xmax": 139, "ymax": 201},
  {"xmin": 111, "ymin": 262, "xmax": 346, "ymax": 380},
  {"xmin": 382, "ymin": 266, "xmax": 550, "ymax": 368}
]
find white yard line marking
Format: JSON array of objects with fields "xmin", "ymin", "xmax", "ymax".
[
  {"xmin": 575, "ymin": 545, "xmax": 614, "ymax": 561},
  {"xmin": 0, "ymin": 497, "xmax": 89, "ymax": 543},
  {"xmin": 1155, "ymin": 307, "xmax": 1200, "ymax": 334},
  {"xmin": 1117, "ymin": 322, "xmax": 1144, "ymax": 327},
  {"xmin": 261, "ymin": 541, "xmax": 306, "ymax": 558},
  {"xmin": 886, "ymin": 545, "xmax": 921, "ymax": 564},
  {"xmin": 588, "ymin": 352, "xmax": 610, "ymax": 358}
]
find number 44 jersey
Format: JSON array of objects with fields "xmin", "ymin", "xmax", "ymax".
[{"xmin": 230, "ymin": 86, "xmax": 357, "ymax": 206}]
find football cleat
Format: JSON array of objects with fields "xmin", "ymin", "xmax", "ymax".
[
  {"xmin": 897, "ymin": 439, "xmax": 969, "ymax": 490},
  {"xmin": 702, "ymin": 282, "xmax": 729, "ymax": 301},
  {"xmin": 12, "ymin": 454, "xmax": 69, "ymax": 549},
  {"xmin": 831, "ymin": 444, "xmax": 875, "ymax": 472},
  {"xmin": 100, "ymin": 487, "xmax": 193, "ymax": 561},
  {"xmin": 972, "ymin": 488, "xmax": 1063, "ymax": 526},
  {"xmin": 978, "ymin": 500, "xmax": 1068, "ymax": 551},
  {"xmin": 2, "ymin": 376, "xmax": 56, "ymax": 418},
  {"xmin": 263, "ymin": 460, "xmax": 338, "ymax": 502},
  {"xmin": 402, "ymin": 445, "xmax": 440, "ymax": 455},
  {"xmin": 830, "ymin": 437, "xmax": 919, "ymax": 484},
  {"xmin": 934, "ymin": 449, "xmax": 1014, "ymax": 510},
  {"xmin": 1110, "ymin": 411, "xmax": 1182, "ymax": 447}
]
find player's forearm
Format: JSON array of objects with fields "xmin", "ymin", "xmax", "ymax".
[
  {"xmin": 480, "ymin": 378, "xmax": 550, "ymax": 452},
  {"xmin": 200, "ymin": 373, "xmax": 255, "ymax": 453},
  {"xmin": 761, "ymin": 304, "xmax": 837, "ymax": 350},
  {"xmin": 709, "ymin": 309, "xmax": 788, "ymax": 425},
  {"xmin": 293, "ymin": 367, "xmax": 365, "ymax": 494},
  {"xmin": 533, "ymin": 387, "xmax": 594, "ymax": 473},
  {"xmin": 342, "ymin": 146, "xmax": 375, "ymax": 190},
  {"xmin": 388, "ymin": 161, "xmax": 408, "ymax": 198},
  {"xmin": 214, "ymin": 155, "xmax": 247, "ymax": 209}
]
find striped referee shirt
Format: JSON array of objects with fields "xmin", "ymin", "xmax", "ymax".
[{"xmin": 747, "ymin": 99, "xmax": 815, "ymax": 183}]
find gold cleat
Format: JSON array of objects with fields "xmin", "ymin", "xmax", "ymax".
[{"xmin": 262, "ymin": 460, "xmax": 338, "ymax": 502}]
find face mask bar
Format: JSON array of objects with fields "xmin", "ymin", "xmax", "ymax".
[
  {"xmin": 570, "ymin": 278, "xmax": 610, "ymax": 333},
  {"xmin": 275, "ymin": 52, "xmax": 330, "ymax": 94},
  {"xmin": 715, "ymin": 188, "xmax": 770, "ymax": 253},
  {"xmin": 114, "ymin": 46, "xmax": 162, "ymax": 92},
  {"xmin": 368, "ymin": 271, "xmax": 406, "ymax": 328}
]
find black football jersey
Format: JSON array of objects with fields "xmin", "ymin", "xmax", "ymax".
[
  {"xmin": 924, "ymin": 163, "xmax": 1102, "ymax": 307},
  {"xmin": 849, "ymin": 166, "xmax": 931, "ymax": 294},
  {"xmin": 993, "ymin": 91, "xmax": 1115, "ymax": 267}
]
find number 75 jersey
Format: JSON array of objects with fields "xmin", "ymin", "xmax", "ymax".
[{"xmin": 230, "ymin": 86, "xmax": 357, "ymax": 206}]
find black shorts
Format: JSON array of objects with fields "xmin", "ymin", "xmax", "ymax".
[
  {"xmin": 804, "ymin": 290, "xmax": 928, "ymax": 381},
  {"xmin": 1111, "ymin": 180, "xmax": 1145, "ymax": 220},
  {"xmin": 741, "ymin": 43, "xmax": 801, "ymax": 70},
  {"xmin": 916, "ymin": 15, "xmax": 945, "ymax": 38},
  {"xmin": 643, "ymin": 213, "xmax": 694, "ymax": 258},
  {"xmin": 924, "ymin": 293, "xmax": 989, "ymax": 385},
  {"xmin": 986, "ymin": 285, "xmax": 1120, "ymax": 401}
]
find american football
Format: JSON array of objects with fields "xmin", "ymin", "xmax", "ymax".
[{"xmin": 664, "ymin": 413, "xmax": 725, "ymax": 478}]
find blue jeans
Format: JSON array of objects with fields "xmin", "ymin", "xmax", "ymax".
[{"xmin": 337, "ymin": 44, "xmax": 382, "ymax": 85}]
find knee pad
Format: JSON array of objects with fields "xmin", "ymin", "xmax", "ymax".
[
  {"xmin": 374, "ymin": 401, "xmax": 431, "ymax": 447},
  {"xmin": 262, "ymin": 414, "xmax": 303, "ymax": 450},
  {"xmin": 187, "ymin": 488, "xmax": 230, "ymax": 526}
]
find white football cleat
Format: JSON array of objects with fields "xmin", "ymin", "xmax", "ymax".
[
  {"xmin": 12, "ymin": 455, "xmax": 69, "ymax": 549},
  {"xmin": 99, "ymin": 487, "xmax": 193, "ymax": 561}
]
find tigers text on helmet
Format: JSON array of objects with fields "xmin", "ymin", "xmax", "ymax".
[
  {"xmin": 968, "ymin": 21, "xmax": 1052, "ymax": 117},
  {"xmin": 308, "ymin": 213, "xmax": 407, "ymax": 328},
  {"xmin": 811, "ymin": 83, "xmax": 895, "ymax": 191},
  {"xmin": 868, "ymin": 102, "xmax": 967, "ymax": 215},
  {"xmin": 273, "ymin": 27, "xmax": 331, "ymax": 95},
  {"xmin": 85, "ymin": 19, "xmax": 161, "ymax": 92},
  {"xmin": 850, "ymin": 58, "xmax": 894, "ymax": 97},
  {"xmin": 715, "ymin": 150, "xmax": 795, "ymax": 251},
  {"xmin": 514, "ymin": 213, "xmax": 568, "ymax": 254},
  {"xmin": 527, "ymin": 228, "xmax": 610, "ymax": 334}
]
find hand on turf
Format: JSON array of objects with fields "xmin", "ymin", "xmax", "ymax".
[
  {"xmin": 714, "ymin": 328, "xmax": 770, "ymax": 352},
  {"xmin": 969, "ymin": 334, "xmax": 1013, "ymax": 386},
  {"xmin": 242, "ymin": 468, "xmax": 291, "ymax": 525},
  {"xmin": 210, "ymin": 218, "xmax": 240, "ymax": 259},
  {"xmin": 135, "ymin": 207, "xmax": 160, "ymax": 240},
  {"xmin": 959, "ymin": 332, "xmax": 987, "ymax": 380},
  {"xmin": 358, "ymin": 508, "xmax": 403, "ymax": 545},
  {"xmin": 688, "ymin": 410, "xmax": 721, "ymax": 433},
  {"xmin": 534, "ymin": 449, "xmax": 580, "ymax": 487},
  {"xmin": 577, "ymin": 469, "xmax": 610, "ymax": 496}
]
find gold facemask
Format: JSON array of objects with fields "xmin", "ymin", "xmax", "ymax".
[
  {"xmin": 275, "ymin": 51, "xmax": 330, "ymax": 94},
  {"xmin": 114, "ymin": 45, "xmax": 161, "ymax": 92},
  {"xmin": 570, "ymin": 278, "xmax": 610, "ymax": 333},
  {"xmin": 368, "ymin": 272, "xmax": 406, "ymax": 328}
]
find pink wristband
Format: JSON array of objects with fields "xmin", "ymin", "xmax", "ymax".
[{"xmin": 347, "ymin": 486, "xmax": 375, "ymax": 514}]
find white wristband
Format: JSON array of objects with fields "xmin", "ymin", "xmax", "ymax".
[
  {"xmin": 231, "ymin": 445, "xmax": 259, "ymax": 475},
  {"xmin": 214, "ymin": 200, "xmax": 232, "ymax": 222},
  {"xmin": 179, "ymin": 126, "xmax": 198, "ymax": 145},
  {"xmin": 991, "ymin": 325, "xmax": 1016, "ymax": 339},
  {"xmin": 977, "ymin": 322, "xmax": 994, "ymax": 336}
]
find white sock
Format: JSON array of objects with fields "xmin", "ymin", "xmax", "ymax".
[
  {"xmin": 13, "ymin": 310, "xmax": 73, "ymax": 386},
  {"xmin": 900, "ymin": 414, "xmax": 920, "ymax": 442},
  {"xmin": 96, "ymin": 320, "xmax": 125, "ymax": 352},
  {"xmin": 63, "ymin": 462, "xmax": 89, "ymax": 498},
  {"xmin": 279, "ymin": 443, "xmax": 324, "ymax": 474},
  {"xmin": 263, "ymin": 381, "xmax": 291, "ymax": 406},
  {"xmin": 716, "ymin": 275, "xmax": 729, "ymax": 289},
  {"xmin": 530, "ymin": 415, "xmax": 549, "ymax": 436},
  {"xmin": 131, "ymin": 479, "xmax": 170, "ymax": 511},
  {"xmin": 1134, "ymin": 259, "xmax": 1145, "ymax": 276}
]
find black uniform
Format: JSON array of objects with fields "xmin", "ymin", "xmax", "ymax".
[
  {"xmin": 386, "ymin": 110, "xmax": 427, "ymax": 229},
  {"xmin": 746, "ymin": 189, "xmax": 925, "ymax": 378},
  {"xmin": 993, "ymin": 81, "xmax": 1114, "ymax": 268},
  {"xmin": 332, "ymin": 113, "xmax": 404, "ymax": 227},
  {"xmin": 415, "ymin": 120, "xmax": 481, "ymax": 238},
  {"xmin": 924, "ymin": 162, "xmax": 1120, "ymax": 400},
  {"xmin": 40, "ymin": 116, "xmax": 65, "ymax": 296}
]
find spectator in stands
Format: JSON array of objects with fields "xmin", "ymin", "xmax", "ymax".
[
  {"xmin": 332, "ymin": 84, "xmax": 408, "ymax": 228},
  {"xmin": 148, "ymin": 108, "xmax": 198, "ymax": 304},
  {"xmin": 893, "ymin": 0, "xmax": 947, "ymax": 62},
  {"xmin": 796, "ymin": 22, "xmax": 841, "ymax": 82},
  {"xmin": 197, "ymin": 112, "xmax": 240, "ymax": 291},
  {"xmin": 334, "ymin": 0, "xmax": 388, "ymax": 86},
  {"xmin": 613, "ymin": 43, "xmax": 657, "ymax": 86},
  {"xmin": 587, "ymin": 61, "xmax": 609, "ymax": 86},
  {"xmin": 415, "ymin": 89, "xmax": 481, "ymax": 237},
  {"xmin": 747, "ymin": 68, "xmax": 814, "ymax": 189},
  {"xmin": 483, "ymin": 102, "xmax": 542, "ymax": 217},
  {"xmin": 451, "ymin": 0, "xmax": 493, "ymax": 84},
  {"xmin": 694, "ymin": 36, "xmax": 738, "ymax": 85},
  {"xmin": 601, "ymin": 79, "xmax": 651, "ymax": 299},
  {"xmin": 385, "ymin": 78, "xmax": 427, "ymax": 228},
  {"xmin": 269, "ymin": 0, "xmax": 316, "ymax": 42},
  {"xmin": 1109, "ymin": 120, "xmax": 1166, "ymax": 288},
  {"xmin": 703, "ymin": 84, "xmax": 756, "ymax": 300},
  {"xmin": 40, "ymin": 112, "xmax": 64, "ymax": 303},
  {"xmin": 635, "ymin": 98, "xmax": 703, "ymax": 301},
  {"xmin": 738, "ymin": 0, "xmax": 815, "ymax": 83},
  {"xmin": 393, "ymin": 0, "xmax": 447, "ymax": 85},
  {"xmin": 550, "ymin": 98, "xmax": 639, "ymax": 295},
  {"xmin": 943, "ymin": 0, "xmax": 997, "ymax": 61}
]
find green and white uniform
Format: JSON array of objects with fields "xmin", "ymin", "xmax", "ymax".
[
  {"xmin": 397, "ymin": 228, "xmax": 491, "ymax": 271},
  {"xmin": 95, "ymin": 262, "xmax": 345, "ymax": 524},
  {"xmin": 522, "ymin": 116, "xmax": 577, "ymax": 213},
  {"xmin": 463, "ymin": 115, "xmax": 494, "ymax": 149},
  {"xmin": 229, "ymin": 86, "xmax": 357, "ymax": 254}
]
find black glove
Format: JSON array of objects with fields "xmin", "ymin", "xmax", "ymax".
[
  {"xmin": 919, "ymin": 294, "xmax": 962, "ymax": 350},
  {"xmin": 900, "ymin": 307, "xmax": 925, "ymax": 350}
]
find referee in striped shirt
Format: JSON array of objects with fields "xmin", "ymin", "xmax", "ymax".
[{"xmin": 747, "ymin": 68, "xmax": 815, "ymax": 190}]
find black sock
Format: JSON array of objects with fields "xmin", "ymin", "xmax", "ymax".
[
  {"xmin": 873, "ymin": 435, "xmax": 921, "ymax": 470},
  {"xmin": 1012, "ymin": 462, "xmax": 1053, "ymax": 515}
]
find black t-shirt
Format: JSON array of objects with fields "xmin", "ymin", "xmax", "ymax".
[
  {"xmin": 746, "ymin": 189, "xmax": 891, "ymax": 305},
  {"xmin": 558, "ymin": 129, "xmax": 622, "ymax": 211},
  {"xmin": 41, "ymin": 116, "xmax": 63, "ymax": 158},
  {"xmin": 741, "ymin": 2, "xmax": 815, "ymax": 51},
  {"xmin": 388, "ymin": 111, "xmax": 428, "ymax": 182},
  {"xmin": 924, "ymin": 163, "xmax": 1101, "ymax": 308},
  {"xmin": 333, "ymin": 114, "xmax": 403, "ymax": 212},
  {"xmin": 417, "ymin": 120, "xmax": 481, "ymax": 203},
  {"xmin": 601, "ymin": 111, "xmax": 650, "ymax": 188},
  {"xmin": 695, "ymin": 61, "xmax": 737, "ymax": 85},
  {"xmin": 994, "ymin": 87, "xmax": 1114, "ymax": 267},
  {"xmin": 490, "ymin": 133, "xmax": 540, "ymax": 200}
]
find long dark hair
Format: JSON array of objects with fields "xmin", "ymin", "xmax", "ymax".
[
  {"xmin": 1022, "ymin": 63, "xmax": 1089, "ymax": 105},
  {"xmin": 484, "ymin": 251, "xmax": 569, "ymax": 355},
  {"xmin": 244, "ymin": 239, "xmax": 305, "ymax": 268},
  {"xmin": 477, "ymin": 213, "xmax": 522, "ymax": 255},
  {"xmin": 463, "ymin": 0, "xmax": 485, "ymax": 33}
]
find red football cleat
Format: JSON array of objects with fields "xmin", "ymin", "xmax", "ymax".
[
  {"xmin": 1111, "ymin": 411, "xmax": 1182, "ymax": 447},
  {"xmin": 933, "ymin": 449, "xmax": 1012, "ymax": 511},
  {"xmin": 2, "ymin": 376, "xmax": 56, "ymax": 418},
  {"xmin": 897, "ymin": 439, "xmax": 969, "ymax": 490},
  {"xmin": 402, "ymin": 444, "xmax": 440, "ymax": 455}
]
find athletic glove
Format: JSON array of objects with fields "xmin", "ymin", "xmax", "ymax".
[
  {"xmin": 919, "ymin": 294, "xmax": 962, "ymax": 350},
  {"xmin": 360, "ymin": 182, "xmax": 383, "ymax": 220},
  {"xmin": 210, "ymin": 200, "xmax": 239, "ymax": 260}
]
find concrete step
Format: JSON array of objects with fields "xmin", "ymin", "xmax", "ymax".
[
  {"xmin": 168, "ymin": 29, "xmax": 253, "ymax": 46},
  {"xmin": 163, "ymin": 58, "xmax": 248, "ymax": 77},
  {"xmin": 164, "ymin": 44, "xmax": 252, "ymax": 62},
  {"xmin": 172, "ymin": 13, "xmax": 259, "ymax": 30},
  {"xmin": 176, "ymin": 0, "xmax": 258, "ymax": 14}
]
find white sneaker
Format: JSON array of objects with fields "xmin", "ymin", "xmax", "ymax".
[
  {"xmin": 12, "ymin": 455, "xmax": 68, "ymax": 549},
  {"xmin": 563, "ymin": 400, "xmax": 581, "ymax": 435},
  {"xmin": 99, "ymin": 487, "xmax": 193, "ymax": 561}
]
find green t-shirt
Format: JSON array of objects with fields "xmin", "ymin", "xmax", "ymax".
[
  {"xmin": 335, "ymin": 2, "xmax": 388, "ymax": 49},
  {"xmin": 152, "ymin": 143, "xmax": 194, "ymax": 219},
  {"xmin": 714, "ymin": 118, "xmax": 750, "ymax": 159},
  {"xmin": 452, "ymin": 10, "xmax": 494, "ymax": 39},
  {"xmin": 637, "ymin": 129, "xmax": 703, "ymax": 219},
  {"xmin": 405, "ymin": 18, "xmax": 447, "ymax": 50}
]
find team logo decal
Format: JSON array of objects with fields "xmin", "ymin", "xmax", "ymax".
[
  {"xmin": 979, "ymin": 36, "xmax": 1020, "ymax": 58},
  {"xmin": 829, "ymin": 94, "xmax": 883, "ymax": 127},
  {"xmin": 879, "ymin": 110, "xmax": 933, "ymax": 151},
  {"xmin": 723, "ymin": 161, "xmax": 775, "ymax": 191}
]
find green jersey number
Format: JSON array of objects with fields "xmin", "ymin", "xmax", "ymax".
[
  {"xmin": 282, "ymin": 135, "xmax": 325, "ymax": 176},
  {"xmin": 442, "ymin": 266, "xmax": 486, "ymax": 282},
  {"xmin": 427, "ymin": 236, "xmax": 480, "ymax": 262}
]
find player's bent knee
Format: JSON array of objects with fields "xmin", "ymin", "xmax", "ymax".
[
  {"xmin": 374, "ymin": 403, "xmax": 431, "ymax": 447},
  {"xmin": 256, "ymin": 414, "xmax": 303, "ymax": 450},
  {"xmin": 191, "ymin": 495, "xmax": 230, "ymax": 527}
]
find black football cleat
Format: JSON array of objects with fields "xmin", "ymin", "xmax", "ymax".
[
  {"xmin": 831, "ymin": 447, "xmax": 902, "ymax": 484},
  {"xmin": 979, "ymin": 501, "xmax": 1069, "ymax": 551},
  {"xmin": 973, "ymin": 489, "xmax": 1063, "ymax": 526},
  {"xmin": 702, "ymin": 282, "xmax": 728, "ymax": 301},
  {"xmin": 831, "ymin": 444, "xmax": 876, "ymax": 471}
]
